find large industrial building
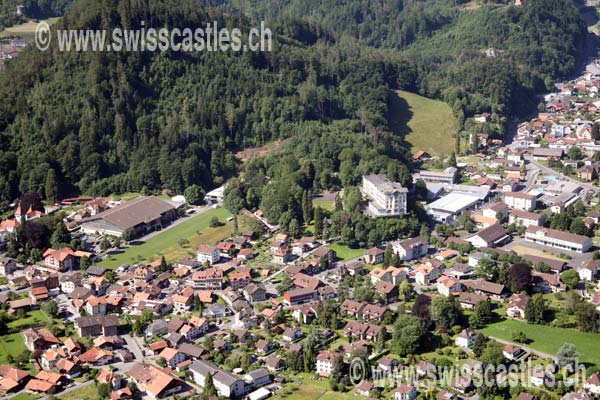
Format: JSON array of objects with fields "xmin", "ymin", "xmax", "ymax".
[
  {"xmin": 80, "ymin": 196, "xmax": 178, "ymax": 237},
  {"xmin": 427, "ymin": 192, "xmax": 484, "ymax": 223},
  {"xmin": 361, "ymin": 174, "xmax": 408, "ymax": 217}
]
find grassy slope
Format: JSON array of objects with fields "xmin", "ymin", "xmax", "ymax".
[
  {"xmin": 481, "ymin": 319, "xmax": 600, "ymax": 367},
  {"xmin": 0, "ymin": 17, "xmax": 60, "ymax": 39},
  {"xmin": 99, "ymin": 207, "xmax": 232, "ymax": 269},
  {"xmin": 389, "ymin": 90, "xmax": 457, "ymax": 156}
]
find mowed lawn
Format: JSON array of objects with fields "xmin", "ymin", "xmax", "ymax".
[
  {"xmin": 274, "ymin": 373, "xmax": 356, "ymax": 400},
  {"xmin": 312, "ymin": 199, "xmax": 335, "ymax": 211},
  {"xmin": 99, "ymin": 208, "xmax": 232, "ymax": 268},
  {"xmin": 481, "ymin": 319, "xmax": 600, "ymax": 367},
  {"xmin": 330, "ymin": 243, "xmax": 364, "ymax": 261},
  {"xmin": 0, "ymin": 332, "xmax": 27, "ymax": 365},
  {"xmin": 57, "ymin": 384, "xmax": 100, "ymax": 400},
  {"xmin": 389, "ymin": 90, "xmax": 457, "ymax": 156}
]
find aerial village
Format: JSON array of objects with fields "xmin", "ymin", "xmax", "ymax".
[{"xmin": 3, "ymin": 58, "xmax": 600, "ymax": 400}]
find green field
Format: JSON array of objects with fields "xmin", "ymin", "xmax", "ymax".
[
  {"xmin": 99, "ymin": 207, "xmax": 232, "ymax": 268},
  {"xmin": 57, "ymin": 384, "xmax": 99, "ymax": 400},
  {"xmin": 11, "ymin": 394, "xmax": 41, "ymax": 400},
  {"xmin": 0, "ymin": 18, "xmax": 60, "ymax": 39},
  {"xmin": 312, "ymin": 199, "xmax": 335, "ymax": 211},
  {"xmin": 389, "ymin": 90, "xmax": 457, "ymax": 156},
  {"xmin": 481, "ymin": 319, "xmax": 600, "ymax": 367},
  {"xmin": 330, "ymin": 243, "xmax": 364, "ymax": 261},
  {"xmin": 0, "ymin": 332, "xmax": 27, "ymax": 365},
  {"xmin": 274, "ymin": 373, "xmax": 356, "ymax": 400}
]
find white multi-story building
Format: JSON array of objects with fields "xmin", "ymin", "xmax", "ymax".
[
  {"xmin": 391, "ymin": 237, "xmax": 428, "ymax": 261},
  {"xmin": 190, "ymin": 361, "xmax": 246, "ymax": 398},
  {"xmin": 197, "ymin": 245, "xmax": 220, "ymax": 265},
  {"xmin": 361, "ymin": 174, "xmax": 408, "ymax": 217},
  {"xmin": 525, "ymin": 226, "xmax": 592, "ymax": 253},
  {"xmin": 316, "ymin": 350, "xmax": 339, "ymax": 378},
  {"xmin": 504, "ymin": 192, "xmax": 537, "ymax": 211}
]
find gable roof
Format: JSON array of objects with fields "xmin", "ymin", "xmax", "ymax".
[{"xmin": 83, "ymin": 196, "xmax": 175, "ymax": 230}]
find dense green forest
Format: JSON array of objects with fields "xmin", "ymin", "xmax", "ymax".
[
  {"xmin": 0, "ymin": 0, "xmax": 418, "ymax": 207},
  {"xmin": 212, "ymin": 0, "xmax": 586, "ymax": 116},
  {"xmin": 0, "ymin": 0, "xmax": 588, "ymax": 216},
  {"xmin": 0, "ymin": 0, "xmax": 73, "ymax": 29}
]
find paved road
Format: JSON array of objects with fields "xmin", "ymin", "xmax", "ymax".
[
  {"xmin": 522, "ymin": 165, "xmax": 541, "ymax": 193},
  {"xmin": 123, "ymin": 334, "xmax": 146, "ymax": 365},
  {"xmin": 526, "ymin": 157, "xmax": 600, "ymax": 195}
]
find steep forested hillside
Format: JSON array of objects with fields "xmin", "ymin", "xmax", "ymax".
[
  {"xmin": 0, "ymin": 0, "xmax": 587, "ymax": 211},
  {"xmin": 0, "ymin": 0, "xmax": 417, "ymax": 206},
  {"xmin": 212, "ymin": 0, "xmax": 586, "ymax": 116}
]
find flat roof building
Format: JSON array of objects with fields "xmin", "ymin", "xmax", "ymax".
[
  {"xmin": 427, "ymin": 192, "xmax": 482, "ymax": 223},
  {"xmin": 415, "ymin": 167, "xmax": 458, "ymax": 185}
]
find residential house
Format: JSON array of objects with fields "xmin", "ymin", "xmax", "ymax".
[
  {"xmin": 458, "ymin": 292, "xmax": 488, "ymax": 310},
  {"xmin": 42, "ymin": 248, "xmax": 80, "ymax": 272},
  {"xmin": 85, "ymin": 296, "xmax": 107, "ymax": 316},
  {"xmin": 503, "ymin": 344, "xmax": 524, "ymax": 360},
  {"xmin": 189, "ymin": 360, "xmax": 246, "ymax": 398},
  {"xmin": 394, "ymin": 384, "xmax": 418, "ymax": 400},
  {"xmin": 578, "ymin": 260, "xmax": 597, "ymax": 281},
  {"xmin": 436, "ymin": 276, "xmax": 462, "ymax": 297},
  {"xmin": 415, "ymin": 263, "xmax": 440, "ymax": 285},
  {"xmin": 197, "ymin": 245, "xmax": 220, "ymax": 265},
  {"xmin": 128, "ymin": 363, "xmax": 182, "ymax": 399},
  {"xmin": 392, "ymin": 237, "xmax": 428, "ymax": 261},
  {"xmin": 172, "ymin": 293, "xmax": 193, "ymax": 314},
  {"xmin": 244, "ymin": 368, "xmax": 271, "ymax": 389},
  {"xmin": 75, "ymin": 315, "xmax": 119, "ymax": 337},
  {"xmin": 375, "ymin": 281, "xmax": 398, "ymax": 303},
  {"xmin": 455, "ymin": 328, "xmax": 477, "ymax": 348},
  {"xmin": 0, "ymin": 256, "xmax": 17, "ymax": 276},
  {"xmin": 506, "ymin": 294, "xmax": 529, "ymax": 320},
  {"xmin": 187, "ymin": 268, "xmax": 223, "ymax": 290},
  {"xmin": 158, "ymin": 348, "xmax": 187, "ymax": 369},
  {"xmin": 585, "ymin": 373, "xmax": 600, "ymax": 395},
  {"xmin": 364, "ymin": 247, "xmax": 385, "ymax": 264},
  {"xmin": 466, "ymin": 280, "xmax": 507, "ymax": 301},
  {"xmin": 315, "ymin": 350, "xmax": 340, "ymax": 378},
  {"xmin": 283, "ymin": 287, "xmax": 317, "ymax": 306},
  {"xmin": 509, "ymin": 210, "xmax": 544, "ymax": 227}
]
